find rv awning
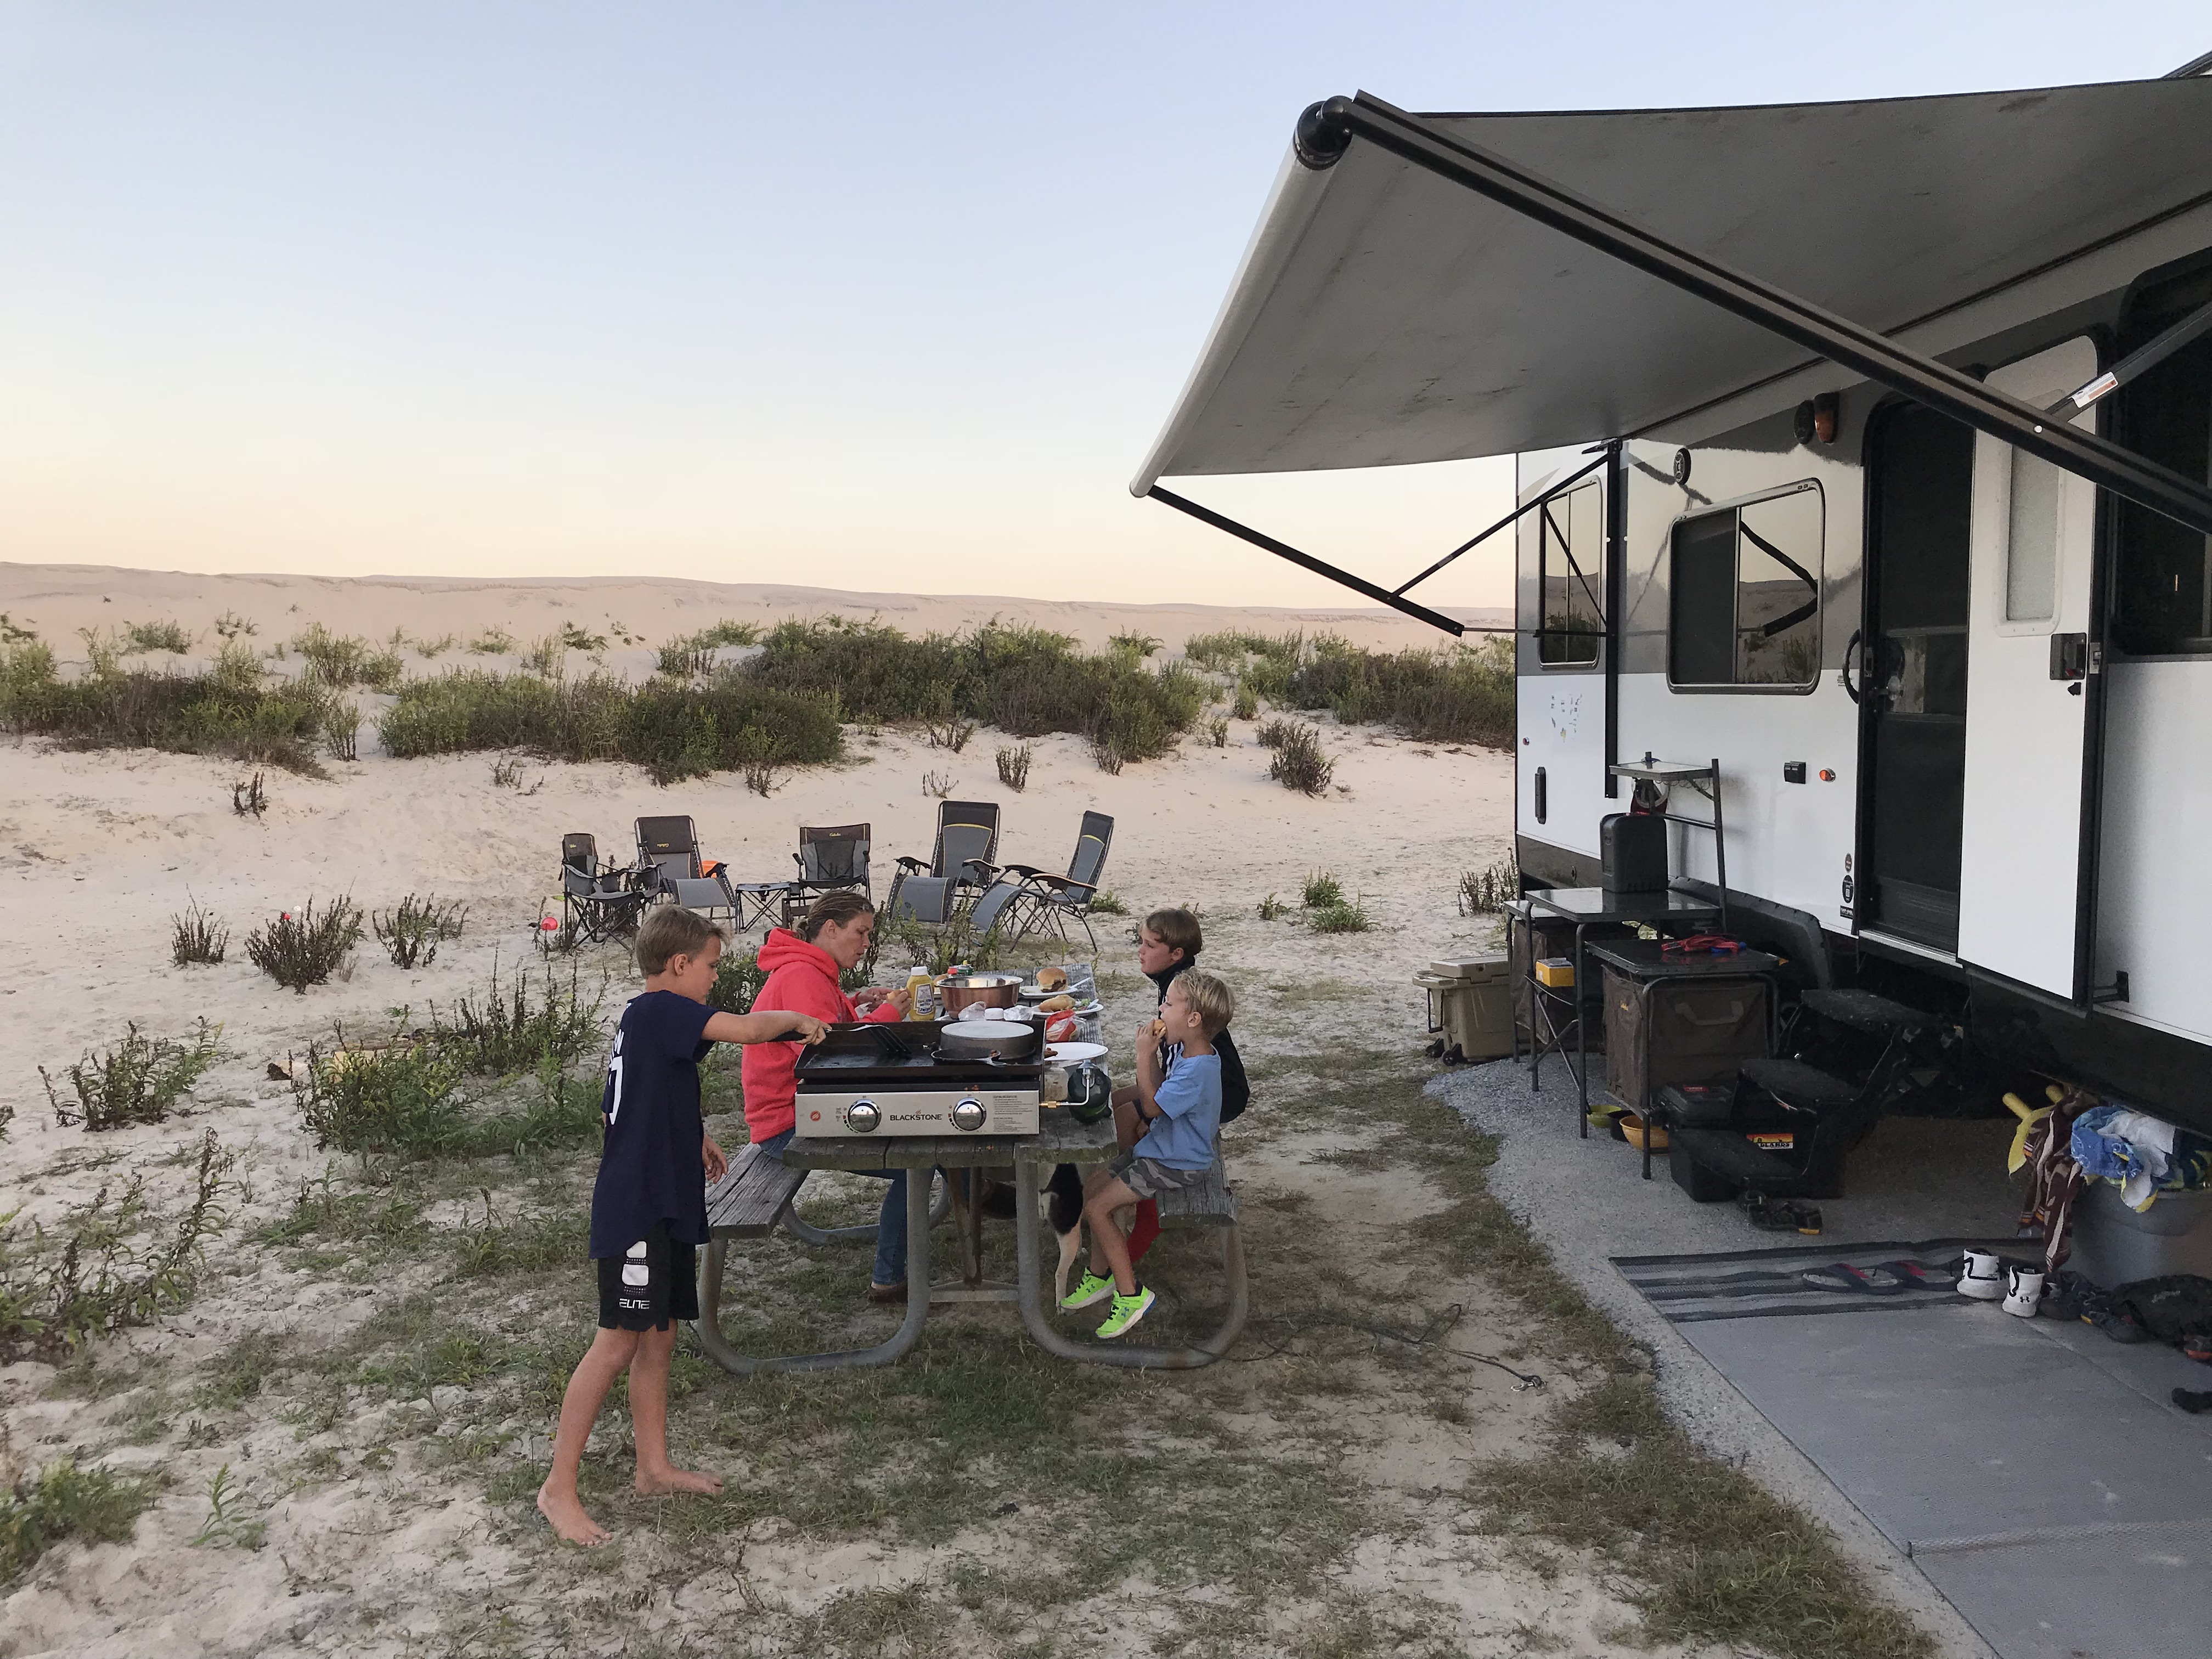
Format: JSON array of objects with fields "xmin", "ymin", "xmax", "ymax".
[{"xmin": 1133, "ymin": 77, "xmax": 2212, "ymax": 490}]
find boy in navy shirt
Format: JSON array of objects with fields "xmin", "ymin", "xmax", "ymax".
[
  {"xmin": 1060, "ymin": 969, "xmax": 1235, "ymax": 1339},
  {"xmin": 538, "ymin": 906, "xmax": 828, "ymax": 1546}
]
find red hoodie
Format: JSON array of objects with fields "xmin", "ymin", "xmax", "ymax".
[{"xmin": 741, "ymin": 927, "xmax": 905, "ymax": 1142}]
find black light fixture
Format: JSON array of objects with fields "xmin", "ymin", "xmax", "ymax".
[{"xmin": 1671, "ymin": 447, "xmax": 1692, "ymax": 485}]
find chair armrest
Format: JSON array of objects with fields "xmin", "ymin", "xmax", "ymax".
[
  {"xmin": 894, "ymin": 856, "xmax": 927, "ymax": 874},
  {"xmin": 1001, "ymin": 863, "xmax": 1046, "ymax": 880}
]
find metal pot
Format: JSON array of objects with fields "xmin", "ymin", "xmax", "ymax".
[
  {"xmin": 939, "ymin": 1019, "xmax": 1036, "ymax": 1060},
  {"xmin": 938, "ymin": 972, "xmax": 1023, "ymax": 1018}
]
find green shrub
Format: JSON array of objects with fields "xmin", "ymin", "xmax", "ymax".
[
  {"xmin": 430, "ymin": 958, "xmax": 602, "ymax": 1076},
  {"xmin": 1232, "ymin": 682, "xmax": 1259, "ymax": 720},
  {"xmin": 995, "ymin": 743, "xmax": 1032, "ymax": 792},
  {"xmin": 710, "ymin": 946, "xmax": 769, "ymax": 1015},
  {"xmin": 1, "ymin": 1459, "xmax": 151, "ymax": 1587},
  {"xmin": 520, "ymin": 634, "xmax": 565, "ymax": 678},
  {"xmin": 656, "ymin": 641, "xmax": 716, "ymax": 679},
  {"xmin": 1256, "ymin": 717, "xmax": 1296, "ymax": 749},
  {"xmin": 557, "ymin": 622, "xmax": 607, "ymax": 652},
  {"xmin": 1302, "ymin": 870, "xmax": 1344, "ymax": 909},
  {"xmin": 246, "ymin": 898, "xmax": 364, "ymax": 994},
  {"xmin": 1087, "ymin": 890, "xmax": 1127, "ymax": 916},
  {"xmin": 0, "ymin": 613, "xmax": 40, "ymax": 644},
  {"xmin": 1459, "ymin": 856, "xmax": 1520, "ymax": 915},
  {"xmin": 291, "ymin": 624, "xmax": 402, "ymax": 690},
  {"xmin": 171, "ymin": 899, "xmax": 229, "ymax": 966},
  {"xmin": 212, "ymin": 611, "xmax": 256, "ymax": 640},
  {"xmin": 1268, "ymin": 722, "xmax": 1335, "ymax": 795},
  {"xmin": 0, "ymin": 645, "xmax": 336, "ymax": 774},
  {"xmin": 290, "ymin": 1040, "xmax": 474, "ymax": 1159},
  {"xmin": 373, "ymin": 894, "xmax": 468, "ymax": 970},
  {"xmin": 1108, "ymin": 631, "xmax": 1161, "ymax": 661},
  {"xmin": 1309, "ymin": 896, "xmax": 1373, "ymax": 933},
  {"xmin": 125, "ymin": 618, "xmax": 192, "ymax": 654},
  {"xmin": 42, "ymin": 1020, "xmax": 219, "ymax": 1131},
  {"xmin": 323, "ymin": 701, "xmax": 359, "ymax": 761},
  {"xmin": 1205, "ymin": 716, "xmax": 1228, "ymax": 748},
  {"xmin": 0, "ymin": 1131, "xmax": 233, "ymax": 1360},
  {"xmin": 467, "ymin": 628, "xmax": 514, "ymax": 654},
  {"xmin": 376, "ymin": 670, "xmax": 842, "ymax": 785},
  {"xmin": 1285, "ymin": 634, "xmax": 1512, "ymax": 746}
]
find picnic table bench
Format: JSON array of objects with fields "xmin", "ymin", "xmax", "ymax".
[{"xmin": 692, "ymin": 1113, "xmax": 1248, "ymax": 1374}]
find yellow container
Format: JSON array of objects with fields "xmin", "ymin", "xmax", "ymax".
[
  {"xmin": 905, "ymin": 969, "xmax": 936, "ymax": 1021},
  {"xmin": 1534, "ymin": 957, "xmax": 1576, "ymax": 990}
]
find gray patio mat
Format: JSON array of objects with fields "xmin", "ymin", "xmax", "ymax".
[{"xmin": 1615, "ymin": 1240, "xmax": 2212, "ymax": 1659}]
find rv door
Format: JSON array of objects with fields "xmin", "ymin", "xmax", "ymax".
[{"xmin": 1954, "ymin": 338, "xmax": 2102, "ymax": 1003}]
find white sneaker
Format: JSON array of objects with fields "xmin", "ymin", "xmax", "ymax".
[
  {"xmin": 1958, "ymin": 1249, "xmax": 2005, "ymax": 1301},
  {"xmin": 2002, "ymin": 1267, "xmax": 2047, "ymax": 1319}
]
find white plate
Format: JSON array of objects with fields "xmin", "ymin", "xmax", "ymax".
[{"xmin": 1047, "ymin": 1041, "xmax": 1107, "ymax": 1064}]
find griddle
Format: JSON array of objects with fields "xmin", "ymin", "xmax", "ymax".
[{"xmin": 794, "ymin": 1019, "xmax": 1047, "ymax": 1085}]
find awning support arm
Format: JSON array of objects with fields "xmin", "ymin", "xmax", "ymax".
[
  {"xmin": 2049, "ymin": 296, "xmax": 2212, "ymax": 415},
  {"xmin": 1392, "ymin": 445, "xmax": 1610, "ymax": 595},
  {"xmin": 1146, "ymin": 486, "xmax": 1474, "ymax": 636},
  {"xmin": 1304, "ymin": 93, "xmax": 2212, "ymax": 543}
]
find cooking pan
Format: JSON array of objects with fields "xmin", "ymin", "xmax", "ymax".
[
  {"xmin": 938, "ymin": 972, "xmax": 1024, "ymax": 1018},
  {"xmin": 939, "ymin": 1019, "xmax": 1039, "ymax": 1060}
]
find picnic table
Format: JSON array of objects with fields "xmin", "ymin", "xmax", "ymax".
[{"xmin": 692, "ymin": 1107, "xmax": 1248, "ymax": 1373}]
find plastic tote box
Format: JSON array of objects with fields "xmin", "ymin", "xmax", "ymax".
[
  {"xmin": 1415, "ymin": 955, "xmax": 1513, "ymax": 1061},
  {"xmin": 1602, "ymin": 968, "xmax": 1769, "ymax": 1112}
]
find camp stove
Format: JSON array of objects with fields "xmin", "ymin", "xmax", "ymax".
[{"xmin": 793, "ymin": 1020, "xmax": 1045, "ymax": 1138}]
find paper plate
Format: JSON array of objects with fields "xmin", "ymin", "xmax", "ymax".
[{"xmin": 1047, "ymin": 1041, "xmax": 1107, "ymax": 1064}]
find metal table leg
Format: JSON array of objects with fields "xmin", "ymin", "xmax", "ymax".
[
  {"xmin": 691, "ymin": 1170, "xmax": 933, "ymax": 1374},
  {"xmin": 782, "ymin": 1169, "xmax": 950, "ymax": 1245},
  {"xmin": 1012, "ymin": 1160, "xmax": 1246, "ymax": 1370}
]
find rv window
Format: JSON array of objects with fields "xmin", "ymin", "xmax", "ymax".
[
  {"xmin": 2004, "ymin": 449, "xmax": 2062, "ymax": 624},
  {"xmin": 1537, "ymin": 481, "xmax": 1604, "ymax": 665},
  {"xmin": 2114, "ymin": 267, "xmax": 2212, "ymax": 656},
  {"xmin": 1668, "ymin": 483, "xmax": 1824, "ymax": 689}
]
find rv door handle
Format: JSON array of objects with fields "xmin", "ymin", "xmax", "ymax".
[{"xmin": 1839, "ymin": 630, "xmax": 1862, "ymax": 704}]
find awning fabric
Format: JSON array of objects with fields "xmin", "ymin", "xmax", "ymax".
[{"xmin": 1133, "ymin": 78, "xmax": 2212, "ymax": 491}]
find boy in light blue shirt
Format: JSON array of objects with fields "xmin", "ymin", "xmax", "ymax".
[{"xmin": 1061, "ymin": 969, "xmax": 1235, "ymax": 1338}]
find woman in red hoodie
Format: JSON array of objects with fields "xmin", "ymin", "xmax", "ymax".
[{"xmin": 744, "ymin": 891, "xmax": 915, "ymax": 1300}]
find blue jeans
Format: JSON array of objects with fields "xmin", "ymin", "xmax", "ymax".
[{"xmin": 759, "ymin": 1127, "xmax": 909, "ymax": 1288}]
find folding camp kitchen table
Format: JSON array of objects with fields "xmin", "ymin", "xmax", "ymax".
[{"xmin": 1516, "ymin": 887, "xmax": 1723, "ymax": 1132}]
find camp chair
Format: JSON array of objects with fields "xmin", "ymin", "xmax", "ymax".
[
  {"xmin": 779, "ymin": 823, "xmax": 872, "ymax": 928},
  {"xmin": 1002, "ymin": 811, "xmax": 1114, "ymax": 951},
  {"xmin": 559, "ymin": 832, "xmax": 650, "ymax": 945},
  {"xmin": 635, "ymin": 815, "xmax": 738, "ymax": 926},
  {"xmin": 884, "ymin": 872, "xmax": 956, "ymax": 927},
  {"xmin": 895, "ymin": 800, "xmax": 1000, "ymax": 896}
]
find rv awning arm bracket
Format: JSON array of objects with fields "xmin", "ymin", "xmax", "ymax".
[
  {"xmin": 1392, "ymin": 444, "xmax": 1612, "ymax": 595},
  {"xmin": 1145, "ymin": 486, "xmax": 1477, "ymax": 636},
  {"xmin": 1298, "ymin": 94, "xmax": 2212, "ymax": 543},
  {"xmin": 2049, "ymin": 295, "xmax": 2212, "ymax": 415}
]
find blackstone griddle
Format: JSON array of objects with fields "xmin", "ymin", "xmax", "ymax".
[{"xmin": 793, "ymin": 1020, "xmax": 1046, "ymax": 1138}]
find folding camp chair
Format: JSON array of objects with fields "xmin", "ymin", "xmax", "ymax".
[
  {"xmin": 894, "ymin": 800, "xmax": 1000, "ymax": 897},
  {"xmin": 779, "ymin": 823, "xmax": 872, "ymax": 928},
  {"xmin": 559, "ymin": 832, "xmax": 650, "ymax": 945},
  {"xmin": 634, "ymin": 815, "xmax": 738, "ymax": 926},
  {"xmin": 1002, "ymin": 811, "xmax": 1114, "ymax": 951}
]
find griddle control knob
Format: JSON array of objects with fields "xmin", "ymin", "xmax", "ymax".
[
  {"xmin": 950, "ymin": 1096, "xmax": 986, "ymax": 1132},
  {"xmin": 844, "ymin": 1098, "xmax": 881, "ymax": 1134}
]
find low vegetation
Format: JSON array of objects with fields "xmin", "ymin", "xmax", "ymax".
[
  {"xmin": 1190, "ymin": 629, "xmax": 1513, "ymax": 748},
  {"xmin": 1266, "ymin": 719, "xmax": 1335, "ymax": 795},
  {"xmin": 994, "ymin": 742, "xmax": 1031, "ymax": 792},
  {"xmin": 1459, "ymin": 855, "xmax": 1519, "ymax": 915},
  {"xmin": 1, "ymin": 1457, "xmax": 151, "ymax": 1589},
  {"xmin": 291, "ymin": 624, "xmax": 402, "ymax": 690},
  {"xmin": 0, "ymin": 640, "xmax": 337, "ymax": 774},
  {"xmin": 246, "ymin": 898, "xmax": 364, "ymax": 994},
  {"xmin": 123, "ymin": 618, "xmax": 193, "ymax": 654},
  {"xmin": 170, "ymin": 899, "xmax": 229, "ymax": 966},
  {"xmin": 377, "ymin": 670, "xmax": 842, "ymax": 785},
  {"xmin": 0, "ymin": 1132, "xmax": 233, "ymax": 1360},
  {"xmin": 42, "ymin": 1022, "xmax": 220, "ymax": 1131},
  {"xmin": 657, "ymin": 617, "xmax": 761, "ymax": 678},
  {"xmin": 371, "ymin": 894, "xmax": 468, "ymax": 970}
]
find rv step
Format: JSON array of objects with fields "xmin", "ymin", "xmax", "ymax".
[
  {"xmin": 1669, "ymin": 1125, "xmax": 1801, "ymax": 1187},
  {"xmin": 1740, "ymin": 1058, "xmax": 1860, "ymax": 1112},
  {"xmin": 1799, "ymin": 988, "xmax": 1936, "ymax": 1036}
]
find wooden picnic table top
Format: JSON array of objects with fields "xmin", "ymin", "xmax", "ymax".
[{"xmin": 778, "ymin": 1107, "xmax": 1116, "ymax": 1172}]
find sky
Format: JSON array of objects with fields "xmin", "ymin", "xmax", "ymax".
[{"xmin": 1, "ymin": 3, "xmax": 2205, "ymax": 612}]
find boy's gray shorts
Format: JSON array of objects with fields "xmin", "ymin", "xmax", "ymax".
[{"xmin": 1107, "ymin": 1148, "xmax": 1203, "ymax": 1200}]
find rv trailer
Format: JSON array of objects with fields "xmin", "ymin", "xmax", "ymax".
[{"xmin": 1136, "ymin": 67, "xmax": 2212, "ymax": 1133}]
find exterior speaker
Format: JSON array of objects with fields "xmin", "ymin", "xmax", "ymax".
[{"xmin": 1601, "ymin": 812, "xmax": 1668, "ymax": 893}]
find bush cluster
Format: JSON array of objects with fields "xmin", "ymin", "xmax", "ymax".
[
  {"xmin": 1, "ymin": 1459, "xmax": 151, "ymax": 1589},
  {"xmin": 377, "ymin": 670, "xmax": 842, "ymax": 785},
  {"xmin": 291, "ymin": 624, "xmax": 402, "ymax": 690},
  {"xmin": 247, "ymin": 898, "xmax": 364, "ymax": 994},
  {"xmin": 0, "ymin": 642, "xmax": 337, "ymax": 774},
  {"xmin": 373, "ymin": 894, "xmax": 469, "ymax": 969},
  {"xmin": 1266, "ymin": 721, "xmax": 1335, "ymax": 796},
  {"xmin": 1186, "ymin": 629, "xmax": 1513, "ymax": 748},
  {"xmin": 42, "ymin": 1021, "xmax": 220, "ymax": 1131},
  {"xmin": 746, "ymin": 618, "xmax": 1203, "ymax": 766}
]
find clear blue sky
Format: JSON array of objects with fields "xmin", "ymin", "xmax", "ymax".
[{"xmin": 1, "ymin": 3, "xmax": 2203, "ymax": 609}]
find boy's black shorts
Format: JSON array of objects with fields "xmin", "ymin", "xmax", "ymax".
[{"xmin": 596, "ymin": 1224, "xmax": 700, "ymax": 1331}]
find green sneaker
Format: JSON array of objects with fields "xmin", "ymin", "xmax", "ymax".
[
  {"xmin": 1060, "ymin": 1271, "xmax": 1115, "ymax": 1311},
  {"xmin": 1096, "ymin": 1286, "xmax": 1156, "ymax": 1339}
]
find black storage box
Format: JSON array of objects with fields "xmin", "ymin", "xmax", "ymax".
[
  {"xmin": 1603, "ymin": 969, "xmax": 1769, "ymax": 1113},
  {"xmin": 1600, "ymin": 812, "xmax": 1669, "ymax": 893}
]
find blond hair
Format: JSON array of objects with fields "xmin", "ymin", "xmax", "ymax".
[
  {"xmin": 1173, "ymin": 968, "xmax": 1234, "ymax": 1037},
  {"xmin": 635, "ymin": 905, "xmax": 723, "ymax": 977}
]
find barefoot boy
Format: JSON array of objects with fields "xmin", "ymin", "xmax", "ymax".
[
  {"xmin": 538, "ymin": 905, "xmax": 830, "ymax": 1545},
  {"xmin": 1060, "ymin": 969, "xmax": 1235, "ymax": 1339}
]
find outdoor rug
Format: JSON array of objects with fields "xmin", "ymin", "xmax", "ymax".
[{"xmin": 1615, "ymin": 1240, "xmax": 2212, "ymax": 1659}]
